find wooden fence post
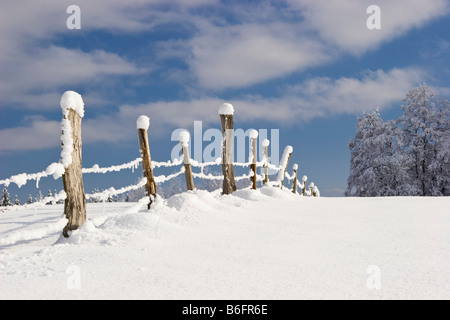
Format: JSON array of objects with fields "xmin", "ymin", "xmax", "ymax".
[
  {"xmin": 179, "ymin": 130, "xmax": 194, "ymax": 191},
  {"xmin": 249, "ymin": 129, "xmax": 258, "ymax": 190},
  {"xmin": 219, "ymin": 103, "xmax": 236, "ymax": 195},
  {"xmin": 262, "ymin": 139, "xmax": 270, "ymax": 184},
  {"xmin": 137, "ymin": 115, "xmax": 156, "ymax": 209},
  {"xmin": 60, "ymin": 91, "xmax": 86, "ymax": 238},
  {"xmin": 292, "ymin": 164, "xmax": 298, "ymax": 194},
  {"xmin": 277, "ymin": 146, "xmax": 293, "ymax": 189},
  {"xmin": 302, "ymin": 175, "xmax": 307, "ymax": 196}
]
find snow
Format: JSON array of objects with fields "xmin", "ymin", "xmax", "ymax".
[
  {"xmin": 1, "ymin": 191, "xmax": 449, "ymax": 300},
  {"xmin": 178, "ymin": 130, "xmax": 190, "ymax": 147},
  {"xmin": 60, "ymin": 91, "xmax": 84, "ymax": 118},
  {"xmin": 9, "ymin": 173, "xmax": 28, "ymax": 188},
  {"xmin": 262, "ymin": 139, "xmax": 270, "ymax": 147},
  {"xmin": 218, "ymin": 103, "xmax": 234, "ymax": 115},
  {"xmin": 249, "ymin": 129, "xmax": 258, "ymax": 139},
  {"xmin": 60, "ymin": 117, "xmax": 74, "ymax": 168},
  {"xmin": 45, "ymin": 162, "xmax": 65, "ymax": 180},
  {"xmin": 136, "ymin": 115, "xmax": 150, "ymax": 130},
  {"xmin": 276, "ymin": 145, "xmax": 293, "ymax": 183},
  {"xmin": 293, "ymin": 164, "xmax": 298, "ymax": 171},
  {"xmin": 302, "ymin": 175, "xmax": 307, "ymax": 182}
]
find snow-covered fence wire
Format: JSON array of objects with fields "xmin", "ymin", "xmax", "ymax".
[
  {"xmin": 1, "ymin": 101, "xmax": 322, "ymax": 216},
  {"xmin": 0, "ymin": 145, "xmax": 320, "ymax": 215}
]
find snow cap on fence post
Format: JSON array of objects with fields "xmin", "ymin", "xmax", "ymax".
[
  {"xmin": 218, "ymin": 102, "xmax": 234, "ymax": 115},
  {"xmin": 178, "ymin": 130, "xmax": 190, "ymax": 147},
  {"xmin": 60, "ymin": 90, "xmax": 84, "ymax": 118},
  {"xmin": 249, "ymin": 129, "xmax": 258, "ymax": 140},
  {"xmin": 136, "ymin": 115, "xmax": 150, "ymax": 130}
]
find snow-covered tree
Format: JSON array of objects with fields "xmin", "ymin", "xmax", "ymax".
[
  {"xmin": 346, "ymin": 110, "xmax": 396, "ymax": 196},
  {"xmin": 35, "ymin": 190, "xmax": 43, "ymax": 203},
  {"xmin": 14, "ymin": 195, "xmax": 20, "ymax": 206},
  {"xmin": 1, "ymin": 188, "xmax": 12, "ymax": 206},
  {"xmin": 27, "ymin": 194, "xmax": 33, "ymax": 204},
  {"xmin": 397, "ymin": 84, "xmax": 450, "ymax": 196},
  {"xmin": 46, "ymin": 189, "xmax": 53, "ymax": 205},
  {"xmin": 347, "ymin": 84, "xmax": 449, "ymax": 197},
  {"xmin": 90, "ymin": 188, "xmax": 101, "ymax": 203}
]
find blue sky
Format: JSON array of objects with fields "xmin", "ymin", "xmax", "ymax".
[{"xmin": 1, "ymin": 0, "xmax": 449, "ymax": 200}]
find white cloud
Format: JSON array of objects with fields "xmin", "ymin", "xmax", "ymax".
[
  {"xmin": 180, "ymin": 0, "xmax": 448, "ymax": 90},
  {"xmin": 0, "ymin": 119, "xmax": 60, "ymax": 153},
  {"xmin": 189, "ymin": 23, "xmax": 331, "ymax": 89},
  {"xmin": 0, "ymin": 67, "xmax": 429, "ymax": 153},
  {"xmin": 289, "ymin": 0, "xmax": 449, "ymax": 55},
  {"xmin": 0, "ymin": 0, "xmax": 209, "ymax": 109},
  {"xmin": 0, "ymin": 46, "xmax": 142, "ymax": 108},
  {"xmin": 287, "ymin": 68, "xmax": 426, "ymax": 114}
]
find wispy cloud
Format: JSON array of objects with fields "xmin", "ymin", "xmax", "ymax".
[
  {"xmin": 188, "ymin": 23, "xmax": 332, "ymax": 89},
  {"xmin": 0, "ymin": 67, "xmax": 424, "ymax": 153},
  {"xmin": 289, "ymin": 0, "xmax": 449, "ymax": 55}
]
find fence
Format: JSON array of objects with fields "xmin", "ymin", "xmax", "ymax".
[{"xmin": 0, "ymin": 93, "xmax": 320, "ymax": 234}]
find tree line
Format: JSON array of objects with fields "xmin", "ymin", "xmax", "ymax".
[{"xmin": 347, "ymin": 84, "xmax": 449, "ymax": 197}]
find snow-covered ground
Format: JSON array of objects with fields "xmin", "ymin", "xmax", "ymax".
[{"xmin": 1, "ymin": 187, "xmax": 449, "ymax": 300}]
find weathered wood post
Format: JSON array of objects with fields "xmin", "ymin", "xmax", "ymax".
[
  {"xmin": 249, "ymin": 129, "xmax": 258, "ymax": 190},
  {"xmin": 179, "ymin": 130, "xmax": 194, "ymax": 191},
  {"xmin": 276, "ymin": 146, "xmax": 293, "ymax": 189},
  {"xmin": 262, "ymin": 139, "xmax": 270, "ymax": 184},
  {"xmin": 137, "ymin": 115, "xmax": 157, "ymax": 209},
  {"xmin": 219, "ymin": 103, "xmax": 237, "ymax": 195},
  {"xmin": 302, "ymin": 175, "xmax": 307, "ymax": 196},
  {"xmin": 292, "ymin": 164, "xmax": 298, "ymax": 194},
  {"xmin": 60, "ymin": 91, "xmax": 86, "ymax": 238}
]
